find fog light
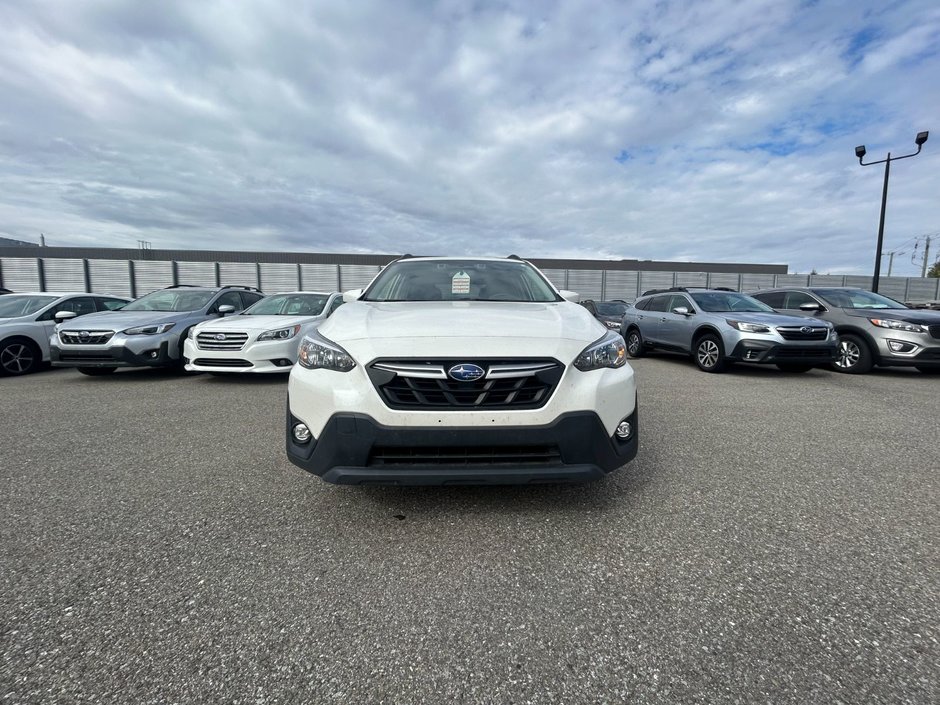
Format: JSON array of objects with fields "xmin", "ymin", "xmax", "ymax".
[
  {"xmin": 615, "ymin": 420, "xmax": 633, "ymax": 439},
  {"xmin": 292, "ymin": 423, "xmax": 311, "ymax": 443},
  {"xmin": 148, "ymin": 350, "xmax": 159, "ymax": 359},
  {"xmin": 887, "ymin": 340, "xmax": 917, "ymax": 353}
]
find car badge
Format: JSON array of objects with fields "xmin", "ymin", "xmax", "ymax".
[
  {"xmin": 448, "ymin": 363, "xmax": 485, "ymax": 382},
  {"xmin": 79, "ymin": 331, "xmax": 90, "ymax": 341},
  {"xmin": 215, "ymin": 334, "xmax": 226, "ymax": 341},
  {"xmin": 800, "ymin": 326, "xmax": 813, "ymax": 333}
]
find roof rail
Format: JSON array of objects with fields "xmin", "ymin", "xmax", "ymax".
[
  {"xmin": 506, "ymin": 254, "xmax": 523, "ymax": 260},
  {"xmin": 712, "ymin": 287, "xmax": 737, "ymax": 292},
  {"xmin": 164, "ymin": 284, "xmax": 205, "ymax": 289},
  {"xmin": 222, "ymin": 285, "xmax": 263, "ymax": 293},
  {"xmin": 640, "ymin": 286, "xmax": 689, "ymax": 296}
]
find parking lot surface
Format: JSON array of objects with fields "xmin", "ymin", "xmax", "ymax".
[{"xmin": 1, "ymin": 359, "xmax": 937, "ymax": 704}]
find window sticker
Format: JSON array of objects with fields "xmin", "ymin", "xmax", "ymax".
[{"xmin": 451, "ymin": 271, "xmax": 471, "ymax": 294}]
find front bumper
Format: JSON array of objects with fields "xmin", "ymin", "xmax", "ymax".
[
  {"xmin": 286, "ymin": 408, "xmax": 638, "ymax": 485},
  {"xmin": 728, "ymin": 340, "xmax": 838, "ymax": 365},
  {"xmin": 183, "ymin": 337, "xmax": 297, "ymax": 373},
  {"xmin": 51, "ymin": 334, "xmax": 178, "ymax": 368},
  {"xmin": 872, "ymin": 332, "xmax": 940, "ymax": 368}
]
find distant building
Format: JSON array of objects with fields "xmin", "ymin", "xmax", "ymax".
[{"xmin": 0, "ymin": 235, "xmax": 36, "ymax": 247}]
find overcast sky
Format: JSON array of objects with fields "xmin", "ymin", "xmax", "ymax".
[{"xmin": 0, "ymin": 0, "xmax": 938, "ymax": 274}]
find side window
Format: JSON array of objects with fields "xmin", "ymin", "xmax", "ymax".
[
  {"xmin": 668, "ymin": 295, "xmax": 693, "ymax": 312},
  {"xmin": 633, "ymin": 298, "xmax": 651, "ymax": 311},
  {"xmin": 39, "ymin": 296, "xmax": 97, "ymax": 320},
  {"xmin": 646, "ymin": 296, "xmax": 670, "ymax": 312},
  {"xmin": 97, "ymin": 298, "xmax": 127, "ymax": 311},
  {"xmin": 215, "ymin": 291, "xmax": 244, "ymax": 312},
  {"xmin": 327, "ymin": 297, "xmax": 344, "ymax": 316},
  {"xmin": 240, "ymin": 292, "xmax": 264, "ymax": 308},
  {"xmin": 783, "ymin": 291, "xmax": 817, "ymax": 309},
  {"xmin": 753, "ymin": 291, "xmax": 785, "ymax": 308}
]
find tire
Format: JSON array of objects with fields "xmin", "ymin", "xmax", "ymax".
[
  {"xmin": 624, "ymin": 328, "xmax": 645, "ymax": 358},
  {"xmin": 77, "ymin": 367, "xmax": 117, "ymax": 376},
  {"xmin": 0, "ymin": 338, "xmax": 41, "ymax": 376},
  {"xmin": 831, "ymin": 334, "xmax": 873, "ymax": 374},
  {"xmin": 776, "ymin": 363, "xmax": 813, "ymax": 373},
  {"xmin": 694, "ymin": 334, "xmax": 727, "ymax": 373},
  {"xmin": 916, "ymin": 366, "xmax": 940, "ymax": 374}
]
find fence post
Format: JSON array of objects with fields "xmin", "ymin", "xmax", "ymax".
[
  {"xmin": 128, "ymin": 260, "xmax": 137, "ymax": 299},
  {"xmin": 337, "ymin": 264, "xmax": 342, "ymax": 292},
  {"xmin": 83, "ymin": 259, "xmax": 91, "ymax": 293},
  {"xmin": 903, "ymin": 278, "xmax": 910, "ymax": 302},
  {"xmin": 256, "ymin": 263, "xmax": 262, "ymax": 291},
  {"xmin": 601, "ymin": 270, "xmax": 607, "ymax": 300},
  {"xmin": 296, "ymin": 263, "xmax": 302, "ymax": 290},
  {"xmin": 37, "ymin": 258, "xmax": 47, "ymax": 292},
  {"xmin": 214, "ymin": 262, "xmax": 221, "ymax": 288},
  {"xmin": 171, "ymin": 261, "xmax": 179, "ymax": 287}
]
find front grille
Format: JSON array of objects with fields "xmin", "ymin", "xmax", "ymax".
[
  {"xmin": 196, "ymin": 332, "xmax": 249, "ymax": 351},
  {"xmin": 369, "ymin": 358, "xmax": 562, "ymax": 410},
  {"xmin": 193, "ymin": 358, "xmax": 253, "ymax": 367},
  {"xmin": 929, "ymin": 324, "xmax": 940, "ymax": 340},
  {"xmin": 776, "ymin": 326, "xmax": 829, "ymax": 341},
  {"xmin": 59, "ymin": 331, "xmax": 114, "ymax": 345},
  {"xmin": 369, "ymin": 445, "xmax": 562, "ymax": 466},
  {"xmin": 775, "ymin": 347, "xmax": 832, "ymax": 359},
  {"xmin": 59, "ymin": 354, "xmax": 114, "ymax": 363}
]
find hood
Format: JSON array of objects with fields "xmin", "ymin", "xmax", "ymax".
[
  {"xmin": 193, "ymin": 313, "xmax": 323, "ymax": 333},
  {"xmin": 318, "ymin": 301, "xmax": 608, "ymax": 362},
  {"xmin": 56, "ymin": 310, "xmax": 184, "ymax": 331},
  {"xmin": 841, "ymin": 307, "xmax": 940, "ymax": 325},
  {"xmin": 728, "ymin": 311, "xmax": 834, "ymax": 328}
]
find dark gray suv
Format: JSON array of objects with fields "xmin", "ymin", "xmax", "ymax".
[
  {"xmin": 751, "ymin": 287, "xmax": 940, "ymax": 374},
  {"xmin": 51, "ymin": 285, "xmax": 265, "ymax": 375}
]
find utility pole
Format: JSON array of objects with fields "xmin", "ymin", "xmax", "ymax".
[
  {"xmin": 922, "ymin": 235, "xmax": 932, "ymax": 278},
  {"xmin": 885, "ymin": 251, "xmax": 895, "ymax": 276}
]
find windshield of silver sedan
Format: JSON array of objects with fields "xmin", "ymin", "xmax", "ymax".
[
  {"xmin": 242, "ymin": 294, "xmax": 329, "ymax": 315},
  {"xmin": 122, "ymin": 290, "xmax": 214, "ymax": 312},
  {"xmin": 0, "ymin": 295, "xmax": 58, "ymax": 318},
  {"xmin": 690, "ymin": 292, "xmax": 775, "ymax": 313},
  {"xmin": 361, "ymin": 260, "xmax": 561, "ymax": 303}
]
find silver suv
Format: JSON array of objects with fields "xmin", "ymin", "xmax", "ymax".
[
  {"xmin": 750, "ymin": 287, "xmax": 940, "ymax": 374},
  {"xmin": 620, "ymin": 287, "xmax": 838, "ymax": 373},
  {"xmin": 51, "ymin": 285, "xmax": 264, "ymax": 375}
]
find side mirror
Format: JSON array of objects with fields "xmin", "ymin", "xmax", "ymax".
[
  {"xmin": 559, "ymin": 290, "xmax": 581, "ymax": 303},
  {"xmin": 217, "ymin": 304, "xmax": 236, "ymax": 316},
  {"xmin": 672, "ymin": 306, "xmax": 691, "ymax": 316},
  {"xmin": 54, "ymin": 311, "xmax": 78, "ymax": 323},
  {"xmin": 343, "ymin": 289, "xmax": 364, "ymax": 303},
  {"xmin": 799, "ymin": 302, "xmax": 823, "ymax": 312}
]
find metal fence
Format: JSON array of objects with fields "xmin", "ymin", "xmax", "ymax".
[{"xmin": 1, "ymin": 256, "xmax": 938, "ymax": 303}]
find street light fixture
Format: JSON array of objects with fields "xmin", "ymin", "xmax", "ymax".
[{"xmin": 856, "ymin": 131, "xmax": 928, "ymax": 293}]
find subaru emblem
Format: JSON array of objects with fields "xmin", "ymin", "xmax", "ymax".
[
  {"xmin": 215, "ymin": 333, "xmax": 226, "ymax": 341},
  {"xmin": 448, "ymin": 363, "xmax": 485, "ymax": 382}
]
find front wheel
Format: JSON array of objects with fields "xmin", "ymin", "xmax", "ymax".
[
  {"xmin": 78, "ymin": 367, "xmax": 117, "ymax": 376},
  {"xmin": 694, "ymin": 334, "xmax": 727, "ymax": 373},
  {"xmin": 776, "ymin": 363, "xmax": 813, "ymax": 373},
  {"xmin": 624, "ymin": 328, "xmax": 645, "ymax": 358},
  {"xmin": 0, "ymin": 339, "xmax": 41, "ymax": 376},
  {"xmin": 831, "ymin": 334, "xmax": 873, "ymax": 374}
]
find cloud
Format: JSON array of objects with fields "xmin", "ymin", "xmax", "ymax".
[{"xmin": 0, "ymin": 0, "xmax": 937, "ymax": 275}]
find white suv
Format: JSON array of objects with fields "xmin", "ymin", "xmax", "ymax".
[
  {"xmin": 184, "ymin": 291, "xmax": 343, "ymax": 374},
  {"xmin": 286, "ymin": 256, "xmax": 638, "ymax": 485}
]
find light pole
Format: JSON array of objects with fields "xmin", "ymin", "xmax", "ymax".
[{"xmin": 856, "ymin": 131, "xmax": 928, "ymax": 293}]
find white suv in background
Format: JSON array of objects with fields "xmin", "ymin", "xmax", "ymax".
[
  {"xmin": 184, "ymin": 292, "xmax": 343, "ymax": 374},
  {"xmin": 286, "ymin": 256, "xmax": 639, "ymax": 485}
]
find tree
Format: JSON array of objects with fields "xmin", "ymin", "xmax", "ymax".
[{"xmin": 928, "ymin": 260, "xmax": 940, "ymax": 278}]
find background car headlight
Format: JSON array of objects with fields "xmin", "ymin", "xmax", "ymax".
[
  {"xmin": 726, "ymin": 320, "xmax": 771, "ymax": 333},
  {"xmin": 123, "ymin": 323, "xmax": 176, "ymax": 335},
  {"xmin": 603, "ymin": 320, "xmax": 620, "ymax": 329},
  {"xmin": 297, "ymin": 332, "xmax": 356, "ymax": 371},
  {"xmin": 574, "ymin": 330, "xmax": 626, "ymax": 371},
  {"xmin": 869, "ymin": 318, "xmax": 927, "ymax": 334},
  {"xmin": 258, "ymin": 324, "xmax": 301, "ymax": 341}
]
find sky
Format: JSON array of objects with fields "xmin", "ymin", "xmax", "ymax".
[{"xmin": 0, "ymin": 0, "xmax": 938, "ymax": 275}]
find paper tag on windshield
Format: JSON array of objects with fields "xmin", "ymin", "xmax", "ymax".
[{"xmin": 451, "ymin": 271, "xmax": 471, "ymax": 294}]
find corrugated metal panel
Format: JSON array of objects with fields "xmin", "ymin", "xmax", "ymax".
[
  {"xmin": 639, "ymin": 271, "xmax": 674, "ymax": 294},
  {"xmin": 88, "ymin": 260, "xmax": 132, "ymax": 297},
  {"xmin": 604, "ymin": 270, "xmax": 639, "ymax": 301},
  {"xmin": 300, "ymin": 264, "xmax": 339, "ymax": 291},
  {"xmin": 1, "ymin": 257, "xmax": 41, "ymax": 292},
  {"xmin": 42, "ymin": 258, "xmax": 86, "ymax": 292},
  {"xmin": 809, "ymin": 275, "xmax": 845, "ymax": 286},
  {"xmin": 539, "ymin": 268, "xmax": 567, "ymax": 289},
  {"xmin": 706, "ymin": 273, "xmax": 740, "ymax": 290},
  {"xmin": 675, "ymin": 272, "xmax": 707, "ymax": 288},
  {"xmin": 177, "ymin": 262, "xmax": 217, "ymax": 287},
  {"xmin": 843, "ymin": 276, "xmax": 873, "ymax": 290},
  {"xmin": 904, "ymin": 278, "xmax": 938, "ymax": 301},
  {"xmin": 260, "ymin": 263, "xmax": 301, "ymax": 293},
  {"xmin": 134, "ymin": 261, "xmax": 174, "ymax": 295},
  {"xmin": 566, "ymin": 269, "xmax": 603, "ymax": 300},
  {"xmin": 774, "ymin": 274, "xmax": 810, "ymax": 287},
  {"xmin": 339, "ymin": 264, "xmax": 381, "ymax": 290},
  {"xmin": 219, "ymin": 262, "xmax": 258, "ymax": 288},
  {"xmin": 741, "ymin": 273, "xmax": 776, "ymax": 291},
  {"xmin": 877, "ymin": 277, "xmax": 907, "ymax": 301}
]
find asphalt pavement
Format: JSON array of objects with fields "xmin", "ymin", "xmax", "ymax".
[{"xmin": 1, "ymin": 358, "xmax": 937, "ymax": 704}]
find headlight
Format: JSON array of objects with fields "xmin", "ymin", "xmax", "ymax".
[
  {"xmin": 188, "ymin": 327, "xmax": 197, "ymax": 339},
  {"xmin": 869, "ymin": 318, "xmax": 928, "ymax": 334},
  {"xmin": 574, "ymin": 330, "xmax": 626, "ymax": 371},
  {"xmin": 258, "ymin": 324, "xmax": 301, "ymax": 342},
  {"xmin": 297, "ymin": 331, "xmax": 356, "ymax": 372},
  {"xmin": 829, "ymin": 328, "xmax": 839, "ymax": 341},
  {"xmin": 603, "ymin": 320, "xmax": 620, "ymax": 329},
  {"xmin": 123, "ymin": 323, "xmax": 176, "ymax": 335},
  {"xmin": 726, "ymin": 320, "xmax": 771, "ymax": 333}
]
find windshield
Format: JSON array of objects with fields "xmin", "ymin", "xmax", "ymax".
[
  {"xmin": 812, "ymin": 288, "xmax": 906, "ymax": 310},
  {"xmin": 690, "ymin": 291, "xmax": 775, "ymax": 313},
  {"xmin": 0, "ymin": 295, "xmax": 57, "ymax": 318},
  {"xmin": 122, "ymin": 290, "xmax": 214, "ymax": 312},
  {"xmin": 362, "ymin": 260, "xmax": 561, "ymax": 303},
  {"xmin": 595, "ymin": 302, "xmax": 627, "ymax": 316},
  {"xmin": 243, "ymin": 294, "xmax": 329, "ymax": 316}
]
